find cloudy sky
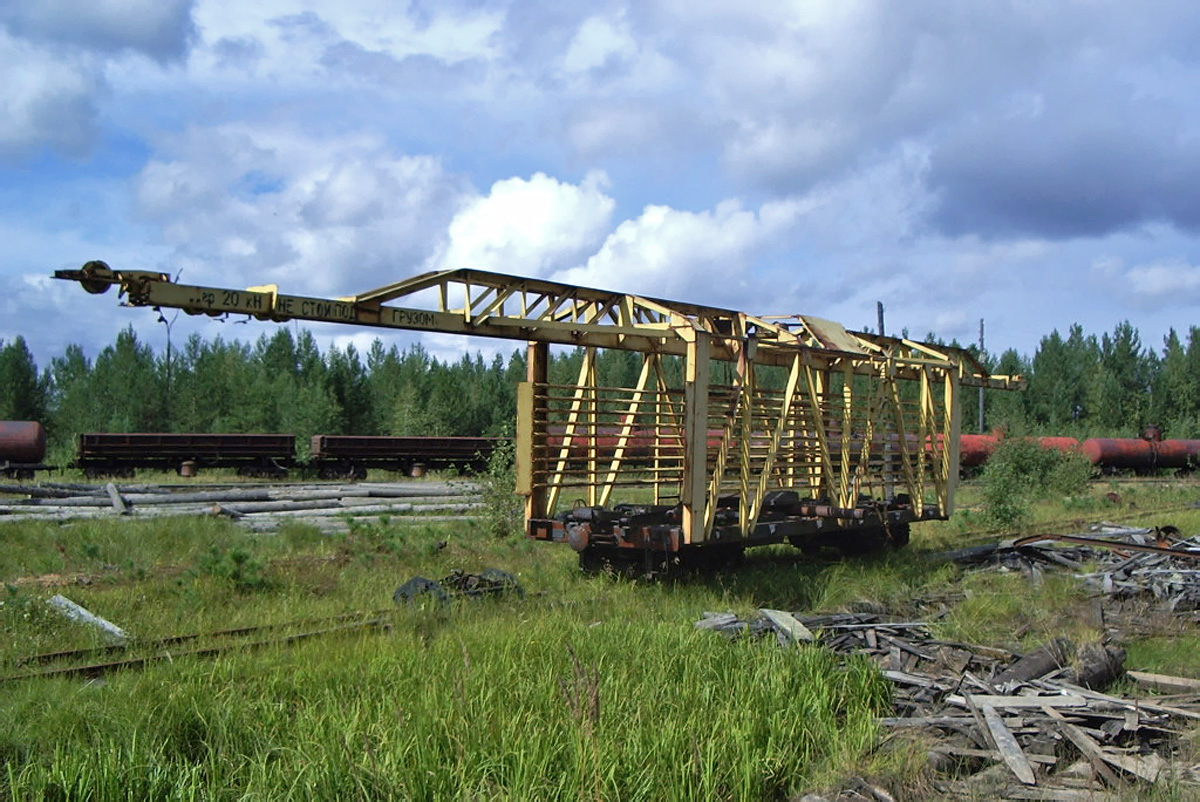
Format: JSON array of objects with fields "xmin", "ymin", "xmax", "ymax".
[{"xmin": 3, "ymin": 0, "xmax": 1199, "ymax": 367}]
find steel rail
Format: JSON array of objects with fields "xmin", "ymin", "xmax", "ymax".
[{"xmin": 2, "ymin": 611, "xmax": 391, "ymax": 683}]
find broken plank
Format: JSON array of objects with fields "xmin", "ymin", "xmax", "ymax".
[
  {"xmin": 878, "ymin": 715, "xmax": 977, "ymax": 728},
  {"xmin": 1094, "ymin": 749, "xmax": 1165, "ymax": 784},
  {"xmin": 1125, "ymin": 670, "xmax": 1200, "ymax": 694},
  {"xmin": 877, "ymin": 633, "xmax": 937, "ymax": 661},
  {"xmin": 980, "ymin": 703, "xmax": 1037, "ymax": 785},
  {"xmin": 1043, "ymin": 707, "xmax": 1122, "ymax": 788},
  {"xmin": 1044, "ymin": 680, "xmax": 1200, "ymax": 721},
  {"xmin": 946, "ymin": 693, "xmax": 1088, "ymax": 709},
  {"xmin": 880, "ymin": 669, "xmax": 942, "ymax": 688},
  {"xmin": 1002, "ymin": 787, "xmax": 1123, "ymax": 801},
  {"xmin": 759, "ymin": 609, "xmax": 814, "ymax": 643},
  {"xmin": 929, "ymin": 746, "xmax": 1057, "ymax": 766},
  {"xmin": 695, "ymin": 613, "xmax": 740, "ymax": 631}
]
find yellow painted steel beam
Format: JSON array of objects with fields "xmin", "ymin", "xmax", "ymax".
[
  {"xmin": 746, "ymin": 353, "xmax": 804, "ymax": 527},
  {"xmin": 885, "ymin": 369, "xmax": 922, "ymax": 506},
  {"xmin": 943, "ymin": 369, "xmax": 961, "ymax": 516},
  {"xmin": 681, "ymin": 332, "xmax": 711, "ymax": 544},
  {"xmin": 53, "ymin": 261, "xmax": 1021, "ymax": 388},
  {"xmin": 544, "ymin": 349, "xmax": 596, "ymax": 514},
  {"xmin": 596, "ymin": 355, "xmax": 657, "ymax": 508},
  {"xmin": 55, "ymin": 259, "xmax": 1017, "ymax": 537}
]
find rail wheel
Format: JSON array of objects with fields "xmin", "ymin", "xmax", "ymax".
[
  {"xmin": 705, "ymin": 543, "xmax": 745, "ymax": 570},
  {"xmin": 579, "ymin": 546, "xmax": 723, "ymax": 578},
  {"xmin": 578, "ymin": 546, "xmax": 663, "ymax": 576},
  {"xmin": 886, "ymin": 522, "xmax": 911, "ymax": 549},
  {"xmin": 791, "ymin": 524, "xmax": 909, "ymax": 557},
  {"xmin": 578, "ymin": 546, "xmax": 613, "ymax": 574}
]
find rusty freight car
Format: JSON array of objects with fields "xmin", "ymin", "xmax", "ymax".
[
  {"xmin": 76, "ymin": 432, "xmax": 296, "ymax": 478},
  {"xmin": 0, "ymin": 421, "xmax": 50, "ymax": 479}
]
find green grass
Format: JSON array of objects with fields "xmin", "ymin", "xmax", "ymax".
[
  {"xmin": 1, "ymin": 617, "xmax": 890, "ymax": 800},
  {"xmin": 1, "ymin": 474, "xmax": 1198, "ymax": 799},
  {"xmin": 0, "ymin": 538, "xmax": 891, "ymax": 800}
]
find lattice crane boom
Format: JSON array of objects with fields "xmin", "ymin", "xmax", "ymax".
[
  {"xmin": 54, "ymin": 260, "xmax": 1020, "ymax": 389},
  {"xmin": 55, "ymin": 259, "xmax": 1024, "ymax": 569}
]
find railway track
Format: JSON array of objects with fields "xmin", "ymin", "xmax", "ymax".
[{"xmin": 1, "ymin": 610, "xmax": 392, "ymax": 684}]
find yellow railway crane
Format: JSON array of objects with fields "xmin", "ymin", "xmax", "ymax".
[{"xmin": 55, "ymin": 260, "xmax": 1022, "ymax": 571}]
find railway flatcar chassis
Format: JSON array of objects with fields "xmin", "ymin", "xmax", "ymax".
[
  {"xmin": 54, "ymin": 261, "xmax": 1022, "ymax": 567},
  {"xmin": 1, "ymin": 461, "xmax": 53, "ymax": 480},
  {"xmin": 541, "ymin": 492, "xmax": 920, "ymax": 574},
  {"xmin": 75, "ymin": 432, "xmax": 295, "ymax": 478}
]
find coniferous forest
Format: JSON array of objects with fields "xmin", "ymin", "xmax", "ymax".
[{"xmin": 1, "ymin": 320, "xmax": 1198, "ymax": 464}]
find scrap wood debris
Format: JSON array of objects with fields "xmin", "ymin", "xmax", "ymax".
[
  {"xmin": 697, "ymin": 609, "xmax": 1200, "ymax": 798},
  {"xmin": 941, "ymin": 524, "xmax": 1200, "ymax": 629}
]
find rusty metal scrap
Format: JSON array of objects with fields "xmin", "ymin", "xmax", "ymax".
[
  {"xmin": 393, "ymin": 568, "xmax": 525, "ymax": 606},
  {"xmin": 1012, "ymin": 530, "xmax": 1200, "ymax": 561}
]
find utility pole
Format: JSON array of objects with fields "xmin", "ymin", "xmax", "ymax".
[
  {"xmin": 978, "ymin": 318, "xmax": 985, "ymax": 434},
  {"xmin": 877, "ymin": 302, "xmax": 885, "ymax": 337},
  {"xmin": 158, "ymin": 310, "xmax": 177, "ymax": 426}
]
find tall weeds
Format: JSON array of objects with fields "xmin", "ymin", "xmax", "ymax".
[
  {"xmin": 2, "ymin": 608, "xmax": 888, "ymax": 800},
  {"xmin": 479, "ymin": 432, "xmax": 523, "ymax": 538}
]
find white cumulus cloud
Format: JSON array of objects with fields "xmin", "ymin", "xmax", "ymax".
[
  {"xmin": 1123, "ymin": 258, "xmax": 1200, "ymax": 306},
  {"xmin": 0, "ymin": 31, "xmax": 102, "ymax": 160},
  {"xmin": 438, "ymin": 171, "xmax": 616, "ymax": 275},
  {"xmin": 554, "ymin": 198, "xmax": 806, "ymax": 303},
  {"xmin": 133, "ymin": 125, "xmax": 471, "ymax": 295}
]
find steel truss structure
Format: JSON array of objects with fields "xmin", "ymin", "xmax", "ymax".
[{"xmin": 56, "ymin": 260, "xmax": 1022, "ymax": 566}]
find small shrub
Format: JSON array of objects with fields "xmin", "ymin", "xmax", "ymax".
[
  {"xmin": 979, "ymin": 438, "xmax": 1094, "ymax": 530},
  {"xmin": 479, "ymin": 433, "xmax": 522, "ymax": 538},
  {"xmin": 196, "ymin": 546, "xmax": 272, "ymax": 592},
  {"xmin": 340, "ymin": 518, "xmax": 407, "ymax": 560}
]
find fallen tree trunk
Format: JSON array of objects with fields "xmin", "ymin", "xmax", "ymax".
[
  {"xmin": 120, "ymin": 488, "xmax": 275, "ymax": 505},
  {"xmin": 993, "ymin": 637, "xmax": 1076, "ymax": 686},
  {"xmin": 105, "ymin": 483, "xmax": 129, "ymax": 515},
  {"xmin": 1066, "ymin": 642, "xmax": 1126, "ymax": 690},
  {"xmin": 339, "ymin": 494, "xmax": 482, "ymax": 507},
  {"xmin": 0, "ymin": 484, "xmax": 102, "ymax": 499},
  {"xmin": 47, "ymin": 595, "xmax": 129, "ymax": 644},
  {"xmin": 216, "ymin": 499, "xmax": 347, "ymax": 515},
  {"xmin": 360, "ymin": 483, "xmax": 480, "ymax": 498}
]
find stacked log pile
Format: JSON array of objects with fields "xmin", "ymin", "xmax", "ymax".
[
  {"xmin": 698, "ymin": 609, "xmax": 1200, "ymax": 797},
  {"xmin": 0, "ymin": 481, "xmax": 485, "ymax": 532}
]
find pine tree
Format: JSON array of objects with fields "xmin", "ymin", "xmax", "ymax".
[
  {"xmin": 1089, "ymin": 321, "xmax": 1152, "ymax": 433},
  {"xmin": 326, "ymin": 343, "xmax": 371, "ymax": 434},
  {"xmin": 90, "ymin": 326, "xmax": 165, "ymax": 431},
  {"xmin": 0, "ymin": 336, "xmax": 48, "ymax": 421}
]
